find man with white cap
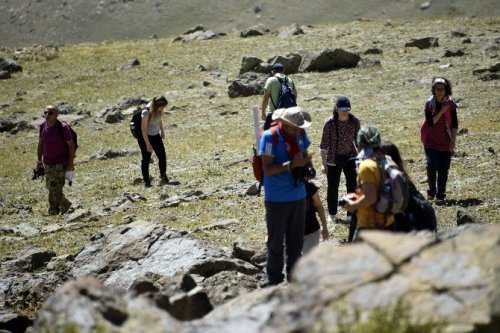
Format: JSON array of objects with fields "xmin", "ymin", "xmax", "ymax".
[
  {"xmin": 258, "ymin": 106, "xmax": 312, "ymax": 286},
  {"xmin": 342, "ymin": 126, "xmax": 395, "ymax": 235}
]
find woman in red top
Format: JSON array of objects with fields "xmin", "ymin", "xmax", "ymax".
[{"xmin": 421, "ymin": 77, "xmax": 458, "ymax": 201}]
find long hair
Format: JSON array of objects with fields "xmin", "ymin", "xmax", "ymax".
[
  {"xmin": 431, "ymin": 77, "xmax": 452, "ymax": 97},
  {"xmin": 149, "ymin": 96, "xmax": 168, "ymax": 120},
  {"xmin": 380, "ymin": 141, "xmax": 413, "ymax": 184}
]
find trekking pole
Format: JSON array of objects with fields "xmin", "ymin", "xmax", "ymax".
[{"xmin": 252, "ymin": 106, "xmax": 260, "ymax": 149}]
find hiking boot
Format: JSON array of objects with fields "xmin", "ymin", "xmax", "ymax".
[
  {"xmin": 144, "ymin": 182, "xmax": 152, "ymax": 188},
  {"xmin": 160, "ymin": 175, "xmax": 169, "ymax": 185},
  {"xmin": 60, "ymin": 200, "xmax": 72, "ymax": 214},
  {"xmin": 48, "ymin": 208, "xmax": 60, "ymax": 215}
]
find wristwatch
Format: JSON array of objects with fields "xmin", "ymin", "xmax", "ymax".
[{"xmin": 282, "ymin": 161, "xmax": 291, "ymax": 171}]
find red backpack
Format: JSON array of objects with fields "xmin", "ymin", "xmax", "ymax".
[{"xmin": 252, "ymin": 126, "xmax": 279, "ymax": 194}]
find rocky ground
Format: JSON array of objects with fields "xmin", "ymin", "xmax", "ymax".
[{"xmin": 0, "ymin": 14, "xmax": 499, "ymax": 333}]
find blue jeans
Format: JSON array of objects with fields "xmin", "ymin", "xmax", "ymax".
[
  {"xmin": 425, "ymin": 148, "xmax": 452, "ymax": 199},
  {"xmin": 265, "ymin": 200, "xmax": 306, "ymax": 285}
]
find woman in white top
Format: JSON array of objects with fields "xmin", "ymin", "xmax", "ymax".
[{"xmin": 138, "ymin": 96, "xmax": 168, "ymax": 187}]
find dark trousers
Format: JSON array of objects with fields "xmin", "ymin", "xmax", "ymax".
[
  {"xmin": 137, "ymin": 134, "xmax": 167, "ymax": 184},
  {"xmin": 326, "ymin": 160, "xmax": 357, "ymax": 216},
  {"xmin": 263, "ymin": 114, "xmax": 273, "ymax": 130},
  {"xmin": 425, "ymin": 148, "xmax": 452, "ymax": 199},
  {"xmin": 265, "ymin": 200, "xmax": 306, "ymax": 285}
]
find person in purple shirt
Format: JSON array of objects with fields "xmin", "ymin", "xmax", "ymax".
[
  {"xmin": 36, "ymin": 105, "xmax": 75, "ymax": 215},
  {"xmin": 259, "ymin": 106, "xmax": 312, "ymax": 286}
]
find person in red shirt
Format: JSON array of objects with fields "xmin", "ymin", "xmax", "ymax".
[{"xmin": 420, "ymin": 77, "xmax": 458, "ymax": 201}]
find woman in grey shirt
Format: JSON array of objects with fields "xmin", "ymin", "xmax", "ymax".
[{"xmin": 138, "ymin": 96, "xmax": 169, "ymax": 187}]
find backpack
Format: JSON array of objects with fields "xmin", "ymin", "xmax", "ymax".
[
  {"xmin": 402, "ymin": 186, "xmax": 437, "ymax": 231},
  {"xmin": 130, "ymin": 107, "xmax": 149, "ymax": 139},
  {"xmin": 40, "ymin": 120, "xmax": 78, "ymax": 151},
  {"xmin": 270, "ymin": 76, "xmax": 297, "ymax": 109},
  {"xmin": 375, "ymin": 158, "xmax": 409, "ymax": 215},
  {"xmin": 252, "ymin": 126, "xmax": 279, "ymax": 195}
]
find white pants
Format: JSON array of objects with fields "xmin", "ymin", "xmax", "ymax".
[{"xmin": 302, "ymin": 230, "xmax": 320, "ymax": 255}]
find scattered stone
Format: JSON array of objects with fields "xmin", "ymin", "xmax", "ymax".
[
  {"xmin": 420, "ymin": 1, "xmax": 431, "ymax": 10},
  {"xmin": 299, "ymin": 48, "xmax": 360, "ymax": 72},
  {"xmin": 363, "ymin": 48, "xmax": 383, "ymax": 55},
  {"xmin": 462, "ymin": 37, "xmax": 472, "ymax": 44},
  {"xmin": 104, "ymin": 109, "xmax": 124, "ymax": 123},
  {"xmin": 485, "ymin": 147, "xmax": 495, "ymax": 155},
  {"xmin": 89, "ymin": 148, "xmax": 139, "ymax": 160},
  {"xmin": 245, "ymin": 183, "xmax": 260, "ymax": 196},
  {"xmin": 0, "ymin": 118, "xmax": 32, "ymax": 133},
  {"xmin": 0, "ymin": 70, "xmax": 11, "ymax": 80},
  {"xmin": 443, "ymin": 49, "xmax": 465, "ymax": 57},
  {"xmin": 174, "ymin": 26, "xmax": 225, "ymax": 42},
  {"xmin": 0, "ymin": 312, "xmax": 32, "ymax": 333},
  {"xmin": 478, "ymin": 73, "xmax": 500, "ymax": 81},
  {"xmin": 456, "ymin": 209, "xmax": 484, "ymax": 226},
  {"xmin": 267, "ymin": 53, "xmax": 302, "ymax": 74},
  {"xmin": 65, "ymin": 209, "xmax": 91, "ymax": 223},
  {"xmin": 1, "ymin": 248, "xmax": 56, "ymax": 273},
  {"xmin": 451, "ymin": 30, "xmax": 467, "ymax": 37},
  {"xmin": 227, "ymin": 72, "xmax": 267, "ymax": 98},
  {"xmin": 405, "ymin": 37, "xmax": 439, "ymax": 49},
  {"xmin": 277, "ymin": 24, "xmax": 304, "ymax": 38},
  {"xmin": 240, "ymin": 25, "xmax": 270, "ymax": 38},
  {"xmin": 0, "ymin": 55, "xmax": 23, "ymax": 74},
  {"xmin": 123, "ymin": 58, "xmax": 140, "ymax": 69},
  {"xmin": 200, "ymin": 219, "xmax": 240, "ymax": 231}
]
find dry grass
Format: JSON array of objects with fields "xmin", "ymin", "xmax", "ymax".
[{"xmin": 0, "ymin": 17, "xmax": 499, "ymax": 260}]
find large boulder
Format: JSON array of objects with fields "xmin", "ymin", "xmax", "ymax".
[
  {"xmin": 227, "ymin": 72, "xmax": 267, "ymax": 98},
  {"xmin": 0, "ymin": 55, "xmax": 22, "ymax": 74},
  {"xmin": 299, "ymin": 48, "xmax": 360, "ymax": 72}
]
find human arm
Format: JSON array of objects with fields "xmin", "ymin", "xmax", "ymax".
[
  {"xmin": 261, "ymin": 89, "xmax": 271, "ymax": 121},
  {"xmin": 141, "ymin": 113, "xmax": 153, "ymax": 152},
  {"xmin": 36, "ymin": 137, "xmax": 43, "ymax": 167},
  {"xmin": 320, "ymin": 149, "xmax": 328, "ymax": 175},
  {"xmin": 66, "ymin": 139, "xmax": 75, "ymax": 171},
  {"xmin": 343, "ymin": 182, "xmax": 377, "ymax": 213},
  {"xmin": 312, "ymin": 191, "xmax": 329, "ymax": 240},
  {"xmin": 261, "ymin": 151, "xmax": 312, "ymax": 176},
  {"xmin": 319, "ymin": 119, "xmax": 333, "ymax": 174},
  {"xmin": 160, "ymin": 117, "xmax": 165, "ymax": 140}
]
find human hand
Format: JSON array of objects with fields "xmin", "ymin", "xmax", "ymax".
[
  {"xmin": 291, "ymin": 153, "xmax": 313, "ymax": 169},
  {"xmin": 342, "ymin": 193, "xmax": 358, "ymax": 213},
  {"xmin": 147, "ymin": 144, "xmax": 153, "ymax": 153},
  {"xmin": 321, "ymin": 228, "xmax": 329, "ymax": 241},
  {"xmin": 261, "ymin": 110, "xmax": 266, "ymax": 121},
  {"xmin": 321, "ymin": 164, "xmax": 327, "ymax": 175}
]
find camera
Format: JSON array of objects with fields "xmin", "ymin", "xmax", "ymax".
[
  {"xmin": 338, "ymin": 199, "xmax": 347, "ymax": 206},
  {"xmin": 292, "ymin": 164, "xmax": 316, "ymax": 179},
  {"xmin": 32, "ymin": 165, "xmax": 45, "ymax": 180}
]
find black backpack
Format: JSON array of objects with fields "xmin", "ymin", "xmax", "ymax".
[
  {"xmin": 271, "ymin": 76, "xmax": 297, "ymax": 109},
  {"xmin": 130, "ymin": 108, "xmax": 148, "ymax": 139},
  {"xmin": 40, "ymin": 120, "xmax": 78, "ymax": 150},
  {"xmin": 396, "ymin": 184, "xmax": 437, "ymax": 232}
]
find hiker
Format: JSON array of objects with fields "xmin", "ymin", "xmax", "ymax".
[
  {"xmin": 319, "ymin": 96, "xmax": 360, "ymax": 223},
  {"xmin": 260, "ymin": 62, "xmax": 297, "ymax": 130},
  {"xmin": 137, "ymin": 96, "xmax": 169, "ymax": 187},
  {"xmin": 420, "ymin": 77, "xmax": 458, "ymax": 202},
  {"xmin": 341, "ymin": 126, "xmax": 396, "ymax": 235},
  {"xmin": 259, "ymin": 107, "xmax": 312, "ymax": 286},
  {"xmin": 36, "ymin": 105, "xmax": 75, "ymax": 215},
  {"xmin": 303, "ymin": 173, "xmax": 329, "ymax": 255},
  {"xmin": 380, "ymin": 141, "xmax": 437, "ymax": 232}
]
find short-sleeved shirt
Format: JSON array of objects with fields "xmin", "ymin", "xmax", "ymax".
[
  {"xmin": 423, "ymin": 96, "xmax": 458, "ymax": 152},
  {"xmin": 40, "ymin": 121, "xmax": 72, "ymax": 165},
  {"xmin": 141, "ymin": 109, "xmax": 162, "ymax": 136},
  {"xmin": 356, "ymin": 158, "xmax": 394, "ymax": 229},
  {"xmin": 264, "ymin": 73, "xmax": 296, "ymax": 114},
  {"xmin": 305, "ymin": 181, "xmax": 320, "ymax": 235},
  {"xmin": 258, "ymin": 127, "xmax": 310, "ymax": 202}
]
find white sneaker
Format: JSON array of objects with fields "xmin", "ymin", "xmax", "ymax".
[{"xmin": 328, "ymin": 214, "xmax": 336, "ymax": 223}]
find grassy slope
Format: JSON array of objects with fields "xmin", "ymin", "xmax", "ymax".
[{"xmin": 0, "ymin": 17, "xmax": 499, "ymax": 260}]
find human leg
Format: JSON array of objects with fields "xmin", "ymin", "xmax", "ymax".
[
  {"xmin": 137, "ymin": 137, "xmax": 152, "ymax": 187},
  {"xmin": 425, "ymin": 148, "xmax": 438, "ymax": 199},
  {"xmin": 265, "ymin": 201, "xmax": 287, "ymax": 285},
  {"xmin": 285, "ymin": 199, "xmax": 305, "ymax": 281},
  {"xmin": 45, "ymin": 164, "xmax": 70, "ymax": 214},
  {"xmin": 326, "ymin": 165, "xmax": 342, "ymax": 218},
  {"xmin": 263, "ymin": 114, "xmax": 273, "ymax": 130},
  {"xmin": 343, "ymin": 159, "xmax": 357, "ymax": 219},
  {"xmin": 302, "ymin": 230, "xmax": 320, "ymax": 255},
  {"xmin": 150, "ymin": 134, "xmax": 168, "ymax": 182},
  {"xmin": 436, "ymin": 151, "xmax": 452, "ymax": 200}
]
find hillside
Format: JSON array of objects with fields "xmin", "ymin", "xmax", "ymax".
[{"xmin": 1, "ymin": 0, "xmax": 500, "ymax": 47}]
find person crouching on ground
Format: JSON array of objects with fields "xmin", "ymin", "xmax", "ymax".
[
  {"xmin": 259, "ymin": 107, "xmax": 312, "ymax": 286},
  {"xmin": 341, "ymin": 126, "xmax": 396, "ymax": 237},
  {"xmin": 138, "ymin": 96, "xmax": 169, "ymax": 187},
  {"xmin": 36, "ymin": 105, "xmax": 75, "ymax": 215}
]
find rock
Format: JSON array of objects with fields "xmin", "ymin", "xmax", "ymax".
[
  {"xmin": 65, "ymin": 209, "xmax": 91, "ymax": 223},
  {"xmin": 0, "ymin": 118, "xmax": 32, "ymax": 134},
  {"xmin": 0, "ymin": 312, "xmax": 32, "ymax": 333},
  {"xmin": 159, "ymin": 287, "xmax": 213, "ymax": 321},
  {"xmin": 200, "ymin": 219, "xmax": 240, "ymax": 231},
  {"xmin": 0, "ymin": 70, "xmax": 11, "ymax": 80},
  {"xmin": 443, "ymin": 49, "xmax": 465, "ymax": 57},
  {"xmin": 451, "ymin": 30, "xmax": 467, "ymax": 37},
  {"xmin": 227, "ymin": 72, "xmax": 267, "ymax": 98},
  {"xmin": 478, "ymin": 73, "xmax": 500, "ymax": 81},
  {"xmin": 405, "ymin": 37, "xmax": 439, "ymax": 49},
  {"xmin": 33, "ymin": 277, "xmax": 182, "ymax": 333},
  {"xmin": 420, "ymin": 1, "xmax": 431, "ymax": 10},
  {"xmin": 267, "ymin": 53, "xmax": 302, "ymax": 74},
  {"xmin": 245, "ymin": 183, "xmax": 260, "ymax": 196},
  {"xmin": 299, "ymin": 48, "xmax": 360, "ymax": 72},
  {"xmin": 277, "ymin": 24, "xmax": 304, "ymax": 38},
  {"xmin": 240, "ymin": 25, "xmax": 270, "ymax": 38},
  {"xmin": 363, "ymin": 48, "xmax": 383, "ymax": 55},
  {"xmin": 1, "ymin": 248, "xmax": 56, "ymax": 273},
  {"xmin": 104, "ymin": 109, "xmax": 124, "ymax": 123},
  {"xmin": 174, "ymin": 27, "xmax": 225, "ymax": 42},
  {"xmin": 0, "ymin": 55, "xmax": 22, "ymax": 74},
  {"xmin": 90, "ymin": 148, "xmax": 138, "ymax": 160},
  {"xmin": 456, "ymin": 209, "xmax": 484, "ymax": 226},
  {"xmin": 239, "ymin": 56, "xmax": 264, "ymax": 75},
  {"xmin": 124, "ymin": 58, "xmax": 140, "ymax": 69},
  {"xmin": 232, "ymin": 239, "xmax": 263, "ymax": 264}
]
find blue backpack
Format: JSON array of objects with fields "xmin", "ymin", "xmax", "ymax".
[{"xmin": 271, "ymin": 76, "xmax": 297, "ymax": 109}]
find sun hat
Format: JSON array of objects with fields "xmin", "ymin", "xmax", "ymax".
[
  {"xmin": 356, "ymin": 126, "xmax": 381, "ymax": 159},
  {"xmin": 272, "ymin": 107, "xmax": 311, "ymax": 129},
  {"xmin": 271, "ymin": 62, "xmax": 284, "ymax": 71},
  {"xmin": 336, "ymin": 96, "xmax": 351, "ymax": 112}
]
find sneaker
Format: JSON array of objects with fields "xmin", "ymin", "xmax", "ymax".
[
  {"xmin": 60, "ymin": 200, "xmax": 72, "ymax": 214},
  {"xmin": 48, "ymin": 208, "xmax": 60, "ymax": 215},
  {"xmin": 144, "ymin": 182, "xmax": 152, "ymax": 188},
  {"xmin": 328, "ymin": 214, "xmax": 336, "ymax": 223}
]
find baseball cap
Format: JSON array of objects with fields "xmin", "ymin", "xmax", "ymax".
[{"xmin": 336, "ymin": 96, "xmax": 351, "ymax": 112}]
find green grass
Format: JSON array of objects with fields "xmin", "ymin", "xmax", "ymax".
[{"xmin": 0, "ymin": 16, "xmax": 499, "ymax": 261}]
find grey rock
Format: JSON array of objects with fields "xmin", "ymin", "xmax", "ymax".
[
  {"xmin": 444, "ymin": 49, "xmax": 465, "ymax": 57},
  {"xmin": 277, "ymin": 24, "xmax": 304, "ymax": 38},
  {"xmin": 456, "ymin": 209, "xmax": 485, "ymax": 226},
  {"xmin": 240, "ymin": 25, "xmax": 270, "ymax": 38},
  {"xmin": 0, "ymin": 118, "xmax": 32, "ymax": 133},
  {"xmin": 239, "ymin": 56, "xmax": 264, "ymax": 75},
  {"xmin": 405, "ymin": 37, "xmax": 439, "ymax": 49},
  {"xmin": 104, "ymin": 109, "xmax": 124, "ymax": 123},
  {"xmin": 0, "ymin": 312, "xmax": 32, "ymax": 333},
  {"xmin": 0, "ymin": 55, "xmax": 22, "ymax": 74},
  {"xmin": 299, "ymin": 48, "xmax": 360, "ymax": 72},
  {"xmin": 267, "ymin": 53, "xmax": 302, "ymax": 74},
  {"xmin": 90, "ymin": 148, "xmax": 138, "ymax": 160},
  {"xmin": 451, "ymin": 30, "xmax": 467, "ymax": 37},
  {"xmin": 0, "ymin": 70, "xmax": 10, "ymax": 80},
  {"xmin": 1, "ymin": 248, "xmax": 56, "ymax": 273},
  {"xmin": 227, "ymin": 72, "xmax": 267, "ymax": 98}
]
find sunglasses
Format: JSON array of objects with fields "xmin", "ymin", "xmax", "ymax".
[{"xmin": 44, "ymin": 110, "xmax": 56, "ymax": 115}]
